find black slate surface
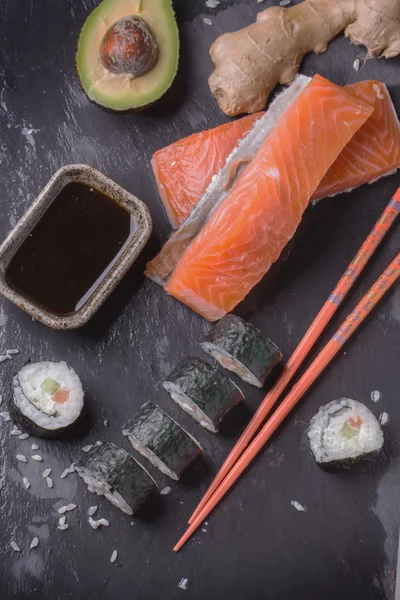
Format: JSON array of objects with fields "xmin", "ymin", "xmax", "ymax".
[{"xmin": 0, "ymin": 1, "xmax": 399, "ymax": 599}]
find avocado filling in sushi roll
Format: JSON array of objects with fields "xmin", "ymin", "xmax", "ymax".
[
  {"xmin": 163, "ymin": 357, "xmax": 244, "ymax": 433},
  {"xmin": 201, "ymin": 315, "xmax": 282, "ymax": 388},
  {"xmin": 75, "ymin": 442, "xmax": 156, "ymax": 515},
  {"xmin": 10, "ymin": 361, "xmax": 84, "ymax": 437},
  {"xmin": 308, "ymin": 398, "xmax": 384, "ymax": 468},
  {"xmin": 123, "ymin": 402, "xmax": 202, "ymax": 480}
]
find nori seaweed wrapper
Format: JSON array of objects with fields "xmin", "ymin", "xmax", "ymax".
[
  {"xmin": 123, "ymin": 402, "xmax": 202, "ymax": 480},
  {"xmin": 201, "ymin": 314, "xmax": 282, "ymax": 387},
  {"xmin": 163, "ymin": 356, "xmax": 244, "ymax": 432},
  {"xmin": 75, "ymin": 442, "xmax": 156, "ymax": 515}
]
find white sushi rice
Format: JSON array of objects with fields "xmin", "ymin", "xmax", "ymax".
[
  {"xmin": 32, "ymin": 455, "xmax": 43, "ymax": 462},
  {"xmin": 42, "ymin": 468, "xmax": 52, "ymax": 478},
  {"xmin": 379, "ymin": 412, "xmax": 389, "ymax": 426},
  {"xmin": 30, "ymin": 537, "xmax": 39, "ymax": 549},
  {"xmin": 23, "ymin": 477, "xmax": 30, "ymax": 489},
  {"xmin": 58, "ymin": 506, "xmax": 68, "ymax": 514},
  {"xmin": 66, "ymin": 504, "xmax": 77, "ymax": 511},
  {"xmin": 58, "ymin": 524, "xmax": 69, "ymax": 531},
  {"xmin": 60, "ymin": 468, "xmax": 70, "ymax": 479},
  {"xmin": 46, "ymin": 477, "xmax": 53, "ymax": 489},
  {"xmin": 308, "ymin": 398, "xmax": 384, "ymax": 464},
  {"xmin": 31, "ymin": 443, "xmax": 39, "ymax": 450},
  {"xmin": 98, "ymin": 518, "xmax": 109, "ymax": 527},
  {"xmin": 13, "ymin": 361, "xmax": 83, "ymax": 431},
  {"xmin": 16, "ymin": 454, "xmax": 27, "ymax": 463},
  {"xmin": 18, "ymin": 433, "xmax": 29, "ymax": 440},
  {"xmin": 11, "ymin": 429, "xmax": 22, "ymax": 436},
  {"xmin": 59, "ymin": 516, "xmax": 66, "ymax": 526},
  {"xmin": 160, "ymin": 486, "xmax": 172, "ymax": 496},
  {"xmin": 10, "ymin": 541, "xmax": 20, "ymax": 552},
  {"xmin": 88, "ymin": 506, "xmax": 98, "ymax": 516},
  {"xmin": 203, "ymin": 17, "xmax": 213, "ymax": 25}
]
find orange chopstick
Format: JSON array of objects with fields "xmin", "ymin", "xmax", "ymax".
[
  {"xmin": 175, "ymin": 251, "xmax": 400, "ymax": 551},
  {"xmin": 189, "ymin": 190, "xmax": 400, "ymax": 525}
]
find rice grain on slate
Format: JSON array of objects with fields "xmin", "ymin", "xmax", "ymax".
[
  {"xmin": 59, "ymin": 516, "xmax": 66, "ymax": 526},
  {"xmin": 46, "ymin": 477, "xmax": 53, "ymax": 489},
  {"xmin": 98, "ymin": 518, "xmax": 109, "ymax": 527},
  {"xmin": 88, "ymin": 506, "xmax": 98, "ymax": 516},
  {"xmin": 30, "ymin": 537, "xmax": 39, "ymax": 549},
  {"xmin": 18, "ymin": 433, "xmax": 29, "ymax": 440},
  {"xmin": 43, "ymin": 468, "xmax": 52, "ymax": 478},
  {"xmin": 58, "ymin": 506, "xmax": 67, "ymax": 514},
  {"xmin": 23, "ymin": 477, "xmax": 30, "ymax": 489},
  {"xmin": 31, "ymin": 443, "xmax": 39, "ymax": 450},
  {"xmin": 16, "ymin": 454, "xmax": 27, "ymax": 463},
  {"xmin": 32, "ymin": 455, "xmax": 43, "ymax": 462},
  {"xmin": 110, "ymin": 550, "xmax": 118, "ymax": 563},
  {"xmin": 203, "ymin": 17, "xmax": 213, "ymax": 25},
  {"xmin": 88, "ymin": 517, "xmax": 100, "ymax": 529},
  {"xmin": 58, "ymin": 524, "xmax": 69, "ymax": 531},
  {"xmin": 11, "ymin": 541, "xmax": 20, "ymax": 552},
  {"xmin": 11, "ymin": 429, "xmax": 22, "ymax": 436},
  {"xmin": 60, "ymin": 468, "xmax": 69, "ymax": 479},
  {"xmin": 66, "ymin": 504, "xmax": 77, "ymax": 511}
]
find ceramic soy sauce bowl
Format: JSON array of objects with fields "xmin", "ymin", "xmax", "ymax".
[{"xmin": 0, "ymin": 164, "xmax": 152, "ymax": 329}]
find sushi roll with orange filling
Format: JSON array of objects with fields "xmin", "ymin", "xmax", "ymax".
[
  {"xmin": 308, "ymin": 398, "xmax": 384, "ymax": 470},
  {"xmin": 10, "ymin": 361, "xmax": 84, "ymax": 437}
]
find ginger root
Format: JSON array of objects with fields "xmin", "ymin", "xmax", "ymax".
[{"xmin": 208, "ymin": 0, "xmax": 400, "ymax": 116}]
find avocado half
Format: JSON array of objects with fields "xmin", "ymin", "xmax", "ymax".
[{"xmin": 76, "ymin": 0, "xmax": 179, "ymax": 111}]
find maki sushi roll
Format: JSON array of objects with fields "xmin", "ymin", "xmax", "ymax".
[
  {"xmin": 75, "ymin": 442, "xmax": 156, "ymax": 515},
  {"xmin": 201, "ymin": 315, "xmax": 282, "ymax": 388},
  {"xmin": 123, "ymin": 402, "xmax": 202, "ymax": 481},
  {"xmin": 163, "ymin": 357, "xmax": 244, "ymax": 433},
  {"xmin": 308, "ymin": 398, "xmax": 384, "ymax": 469},
  {"xmin": 10, "ymin": 361, "xmax": 84, "ymax": 437}
]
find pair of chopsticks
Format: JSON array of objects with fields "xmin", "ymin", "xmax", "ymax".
[{"xmin": 174, "ymin": 189, "xmax": 400, "ymax": 552}]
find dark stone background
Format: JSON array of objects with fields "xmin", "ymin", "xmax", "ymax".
[{"xmin": 0, "ymin": 1, "xmax": 399, "ymax": 598}]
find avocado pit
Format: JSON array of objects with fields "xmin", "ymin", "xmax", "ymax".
[{"xmin": 99, "ymin": 15, "xmax": 158, "ymax": 77}]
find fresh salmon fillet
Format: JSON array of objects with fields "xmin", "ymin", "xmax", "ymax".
[
  {"xmin": 152, "ymin": 113, "xmax": 264, "ymax": 228},
  {"xmin": 313, "ymin": 80, "xmax": 400, "ymax": 200},
  {"xmin": 165, "ymin": 75, "xmax": 373, "ymax": 321}
]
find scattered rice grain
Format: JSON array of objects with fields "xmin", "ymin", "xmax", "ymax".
[
  {"xmin": 58, "ymin": 506, "xmax": 67, "ymax": 514},
  {"xmin": 353, "ymin": 58, "xmax": 360, "ymax": 72},
  {"xmin": 31, "ymin": 443, "xmax": 39, "ymax": 450},
  {"xmin": 16, "ymin": 454, "xmax": 27, "ymax": 463},
  {"xmin": 59, "ymin": 516, "xmax": 66, "ymax": 526},
  {"xmin": 205, "ymin": 0, "xmax": 220, "ymax": 7},
  {"xmin": 60, "ymin": 468, "xmax": 69, "ymax": 479},
  {"xmin": 110, "ymin": 550, "xmax": 118, "ymax": 563},
  {"xmin": 82, "ymin": 445, "xmax": 93, "ymax": 453},
  {"xmin": 58, "ymin": 524, "xmax": 69, "ymax": 531},
  {"xmin": 178, "ymin": 578, "xmax": 189, "ymax": 590},
  {"xmin": 88, "ymin": 506, "xmax": 98, "ymax": 516},
  {"xmin": 6, "ymin": 348, "xmax": 19, "ymax": 356},
  {"xmin": 371, "ymin": 390, "xmax": 382, "ymax": 403},
  {"xmin": 203, "ymin": 17, "xmax": 213, "ymax": 25},
  {"xmin": 18, "ymin": 433, "xmax": 29, "ymax": 440},
  {"xmin": 30, "ymin": 537, "xmax": 39, "ymax": 549},
  {"xmin": 88, "ymin": 517, "xmax": 100, "ymax": 529},
  {"xmin": 104, "ymin": 419, "xmax": 109, "ymax": 426},
  {"xmin": 68, "ymin": 463, "xmax": 75, "ymax": 473},
  {"xmin": 31, "ymin": 455, "xmax": 43, "ymax": 462},
  {"xmin": 10, "ymin": 541, "xmax": 20, "ymax": 552},
  {"xmin": 98, "ymin": 518, "xmax": 109, "ymax": 527},
  {"xmin": 291, "ymin": 500, "xmax": 306, "ymax": 512},
  {"xmin": 11, "ymin": 429, "xmax": 23, "ymax": 436},
  {"xmin": 23, "ymin": 476, "xmax": 30, "ymax": 489},
  {"xmin": 160, "ymin": 486, "xmax": 172, "ymax": 496},
  {"xmin": 66, "ymin": 504, "xmax": 77, "ymax": 511},
  {"xmin": 46, "ymin": 477, "xmax": 53, "ymax": 489},
  {"xmin": 379, "ymin": 412, "xmax": 389, "ymax": 426},
  {"xmin": 42, "ymin": 468, "xmax": 52, "ymax": 478}
]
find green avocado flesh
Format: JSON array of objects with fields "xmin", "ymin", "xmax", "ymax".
[{"xmin": 76, "ymin": 0, "xmax": 179, "ymax": 111}]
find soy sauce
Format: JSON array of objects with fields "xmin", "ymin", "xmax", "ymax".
[{"xmin": 6, "ymin": 182, "xmax": 135, "ymax": 315}]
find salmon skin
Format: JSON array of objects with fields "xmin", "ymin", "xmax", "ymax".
[
  {"xmin": 165, "ymin": 75, "xmax": 373, "ymax": 321},
  {"xmin": 152, "ymin": 113, "xmax": 264, "ymax": 229},
  {"xmin": 145, "ymin": 76, "xmax": 311, "ymax": 286},
  {"xmin": 313, "ymin": 80, "xmax": 400, "ymax": 201}
]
